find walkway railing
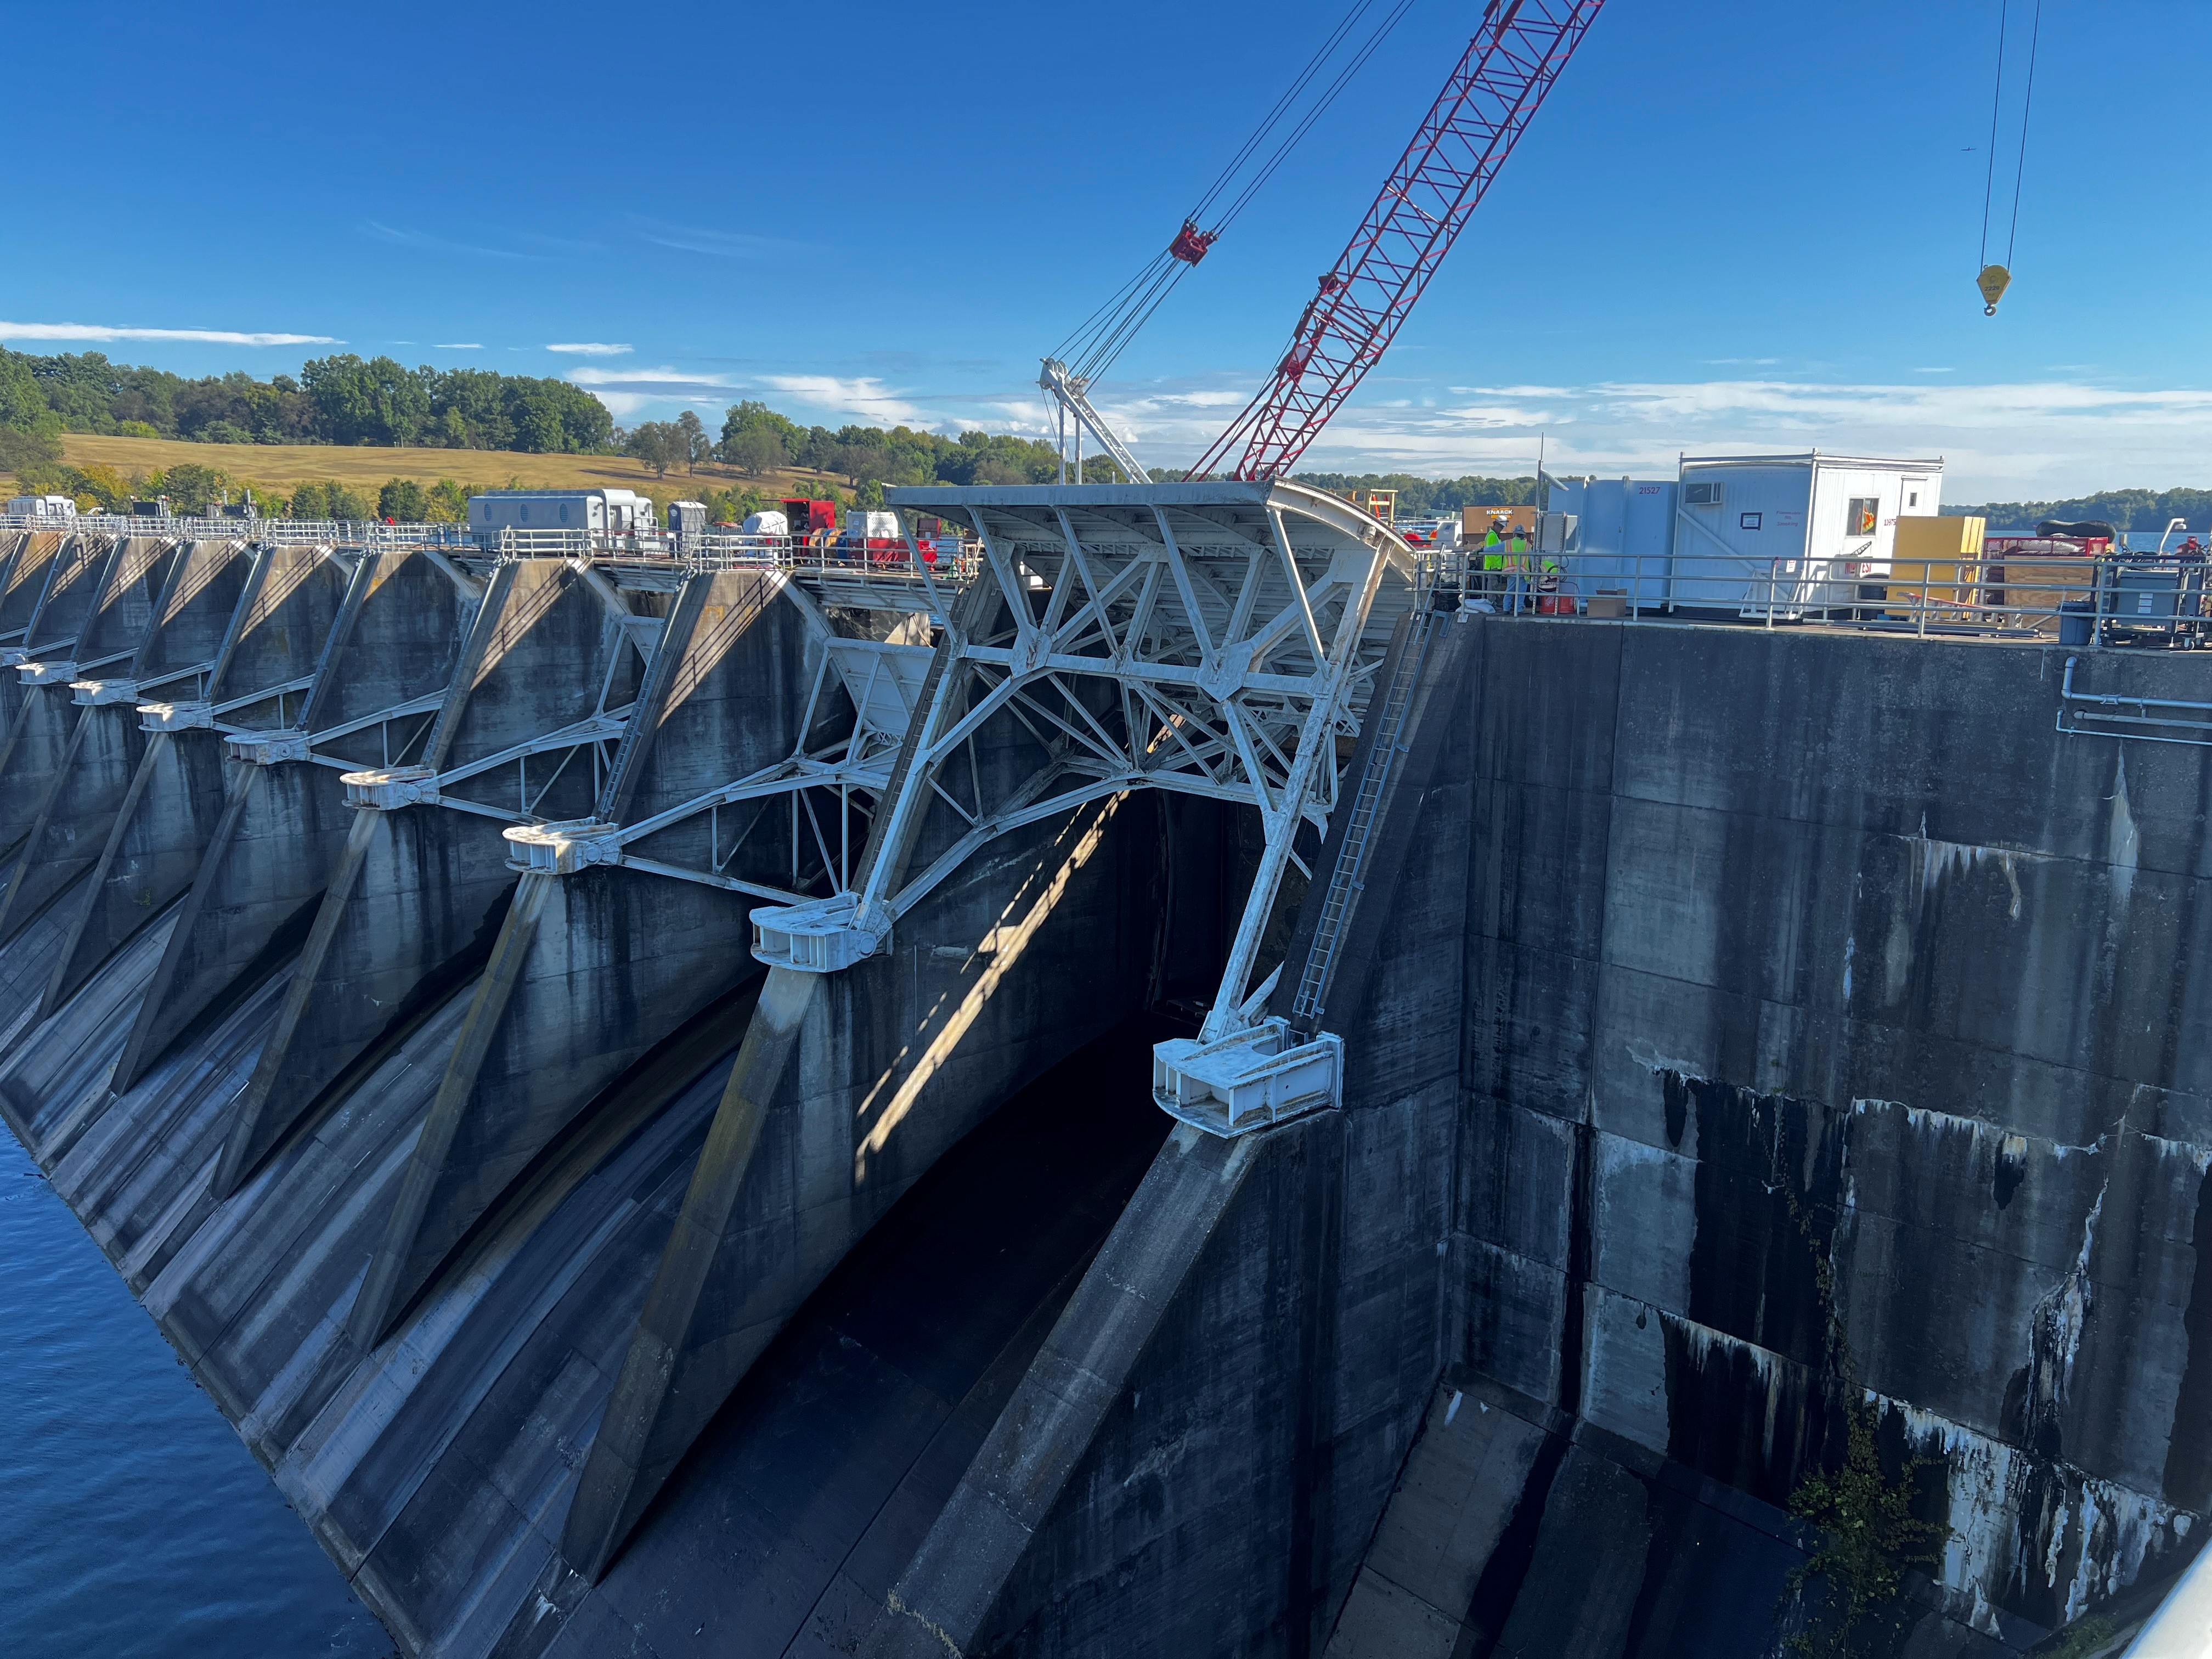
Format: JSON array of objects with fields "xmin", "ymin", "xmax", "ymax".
[
  {"xmin": 1419, "ymin": 546, "xmax": 2210, "ymax": 648},
  {"xmin": 0, "ymin": 515, "xmax": 979, "ymax": 582},
  {"xmin": 0, "ymin": 512, "xmax": 471, "ymax": 548}
]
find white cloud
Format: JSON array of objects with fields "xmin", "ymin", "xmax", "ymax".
[
  {"xmin": 565, "ymin": 365, "xmax": 738, "ymax": 419},
  {"xmin": 526, "ymin": 356, "xmax": 2212, "ymax": 499},
  {"xmin": 434, "ymin": 342, "xmax": 484, "ymax": 350},
  {"xmin": 633, "ymin": 217, "xmax": 815, "ymax": 259},
  {"xmin": 364, "ymin": 221, "xmax": 543, "ymax": 261},
  {"xmin": 760, "ymin": 374, "xmax": 933, "ymax": 427},
  {"xmin": 1066, "ymin": 374, "xmax": 2212, "ymax": 498},
  {"xmin": 565, "ymin": 366, "xmax": 735, "ymax": 390},
  {"xmin": 0, "ymin": 320, "xmax": 340, "ymax": 346},
  {"xmin": 547, "ymin": 342, "xmax": 632, "ymax": 356}
]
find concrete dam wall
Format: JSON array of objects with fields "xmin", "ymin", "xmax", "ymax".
[{"xmin": 1, "ymin": 513, "xmax": 2206, "ymax": 1657}]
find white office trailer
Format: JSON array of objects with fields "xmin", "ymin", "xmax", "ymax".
[
  {"xmin": 5, "ymin": 494, "xmax": 78, "ymax": 520},
  {"xmin": 1551, "ymin": 452, "xmax": 1943, "ymax": 618},
  {"xmin": 1671, "ymin": 453, "xmax": 1943, "ymax": 617},
  {"xmin": 467, "ymin": 488, "xmax": 659, "ymax": 541}
]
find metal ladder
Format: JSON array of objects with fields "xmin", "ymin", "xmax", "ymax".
[{"xmin": 1289, "ymin": 610, "xmax": 1436, "ymax": 1036}]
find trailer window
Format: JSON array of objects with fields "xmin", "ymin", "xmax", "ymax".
[{"xmin": 1845, "ymin": 496, "xmax": 1878, "ymax": 537}]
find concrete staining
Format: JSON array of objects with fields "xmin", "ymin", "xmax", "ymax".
[{"xmin": 2, "ymin": 511, "xmax": 2209, "ymax": 1657}]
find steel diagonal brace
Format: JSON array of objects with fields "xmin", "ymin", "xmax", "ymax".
[
  {"xmin": 840, "ymin": 606, "xmax": 988, "ymax": 946},
  {"xmin": 1052, "ymin": 507, "xmax": 1130, "ymax": 658},
  {"xmin": 1201, "ymin": 534, "xmax": 1390, "ymax": 1042},
  {"xmin": 1151, "ymin": 507, "xmax": 1217, "ymax": 665}
]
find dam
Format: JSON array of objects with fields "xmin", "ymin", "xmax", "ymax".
[{"xmin": 1, "ymin": 493, "xmax": 2207, "ymax": 1658}]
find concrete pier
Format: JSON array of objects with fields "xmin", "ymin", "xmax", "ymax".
[
  {"xmin": 116, "ymin": 549, "xmax": 472, "ymax": 1091},
  {"xmin": 0, "ymin": 534, "xmax": 166, "ymax": 857},
  {"xmin": 348, "ymin": 568, "xmax": 803, "ymax": 1341},
  {"xmin": 213, "ymin": 556, "xmax": 628, "ymax": 1197},
  {"xmin": 0, "ymin": 538, "xmax": 253, "ymax": 948},
  {"xmin": 564, "ymin": 786, "xmax": 1172, "ymax": 1583},
  {"xmin": 44, "ymin": 544, "xmax": 345, "ymax": 1023}
]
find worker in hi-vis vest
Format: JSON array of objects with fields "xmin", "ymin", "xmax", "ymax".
[
  {"xmin": 1504, "ymin": 524, "xmax": 1532, "ymax": 613},
  {"xmin": 1481, "ymin": 517, "xmax": 1507, "ymax": 603}
]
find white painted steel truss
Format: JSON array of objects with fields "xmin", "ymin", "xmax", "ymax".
[
  {"xmin": 752, "ymin": 482, "xmax": 1414, "ymax": 1047},
  {"xmin": 335, "ymin": 560, "xmax": 933, "ymax": 913},
  {"xmin": 499, "ymin": 628, "xmax": 929, "ymax": 906}
]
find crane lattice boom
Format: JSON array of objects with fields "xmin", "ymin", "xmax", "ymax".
[{"xmin": 1190, "ymin": 0, "xmax": 1606, "ymax": 482}]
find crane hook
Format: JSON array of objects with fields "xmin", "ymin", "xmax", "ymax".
[{"xmin": 1977, "ymin": 263, "xmax": 2011, "ymax": 317}]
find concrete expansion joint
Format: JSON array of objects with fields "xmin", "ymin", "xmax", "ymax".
[
  {"xmin": 224, "ymin": 730, "xmax": 311, "ymax": 766},
  {"xmin": 15, "ymin": 659, "xmax": 80, "ymax": 685},
  {"xmin": 342, "ymin": 766, "xmax": 441, "ymax": 810},
  {"xmin": 503, "ymin": 818, "xmax": 623, "ymax": 875},
  {"xmin": 70, "ymin": 678, "xmax": 140, "ymax": 706},
  {"xmin": 137, "ymin": 699, "xmax": 214, "ymax": 732}
]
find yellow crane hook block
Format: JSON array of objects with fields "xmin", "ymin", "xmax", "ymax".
[{"xmin": 1977, "ymin": 263, "xmax": 2012, "ymax": 315}]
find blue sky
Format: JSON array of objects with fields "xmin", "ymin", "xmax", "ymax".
[{"xmin": 7, "ymin": 0, "xmax": 2208, "ymax": 499}]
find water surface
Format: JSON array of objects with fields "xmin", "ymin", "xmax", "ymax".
[{"xmin": 0, "ymin": 1131, "xmax": 392, "ymax": 1658}]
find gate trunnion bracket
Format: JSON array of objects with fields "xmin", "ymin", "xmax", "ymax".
[{"xmin": 1152, "ymin": 1019, "xmax": 1344, "ymax": 1136}]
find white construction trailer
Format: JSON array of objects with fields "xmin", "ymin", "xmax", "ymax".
[
  {"xmin": 1551, "ymin": 453, "xmax": 1945, "ymax": 618},
  {"xmin": 468, "ymin": 488, "xmax": 658, "ymax": 541},
  {"xmin": 1669, "ymin": 452, "xmax": 1944, "ymax": 618},
  {"xmin": 5, "ymin": 494, "xmax": 78, "ymax": 520}
]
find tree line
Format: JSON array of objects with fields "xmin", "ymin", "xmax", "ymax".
[
  {"xmin": 1293, "ymin": 471, "xmax": 1544, "ymax": 514},
  {"xmin": 1944, "ymin": 488, "xmax": 2212, "ymax": 534},
  {"xmin": 617, "ymin": 401, "xmax": 1087, "ymax": 509},
  {"xmin": 0, "ymin": 348, "xmax": 611, "ymax": 453}
]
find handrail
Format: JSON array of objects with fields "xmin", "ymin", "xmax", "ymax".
[
  {"xmin": 0, "ymin": 512, "xmax": 471, "ymax": 547},
  {"xmin": 1406, "ymin": 545, "xmax": 2209, "ymax": 646}
]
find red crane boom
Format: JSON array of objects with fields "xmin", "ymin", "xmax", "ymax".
[{"xmin": 1188, "ymin": 0, "xmax": 1606, "ymax": 483}]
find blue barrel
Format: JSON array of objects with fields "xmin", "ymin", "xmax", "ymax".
[{"xmin": 2059, "ymin": 600, "xmax": 2095, "ymax": 646}]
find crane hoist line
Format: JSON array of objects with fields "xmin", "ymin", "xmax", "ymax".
[{"xmin": 1192, "ymin": 0, "xmax": 1606, "ymax": 482}]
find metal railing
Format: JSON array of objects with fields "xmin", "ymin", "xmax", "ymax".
[
  {"xmin": 1415, "ymin": 545, "xmax": 2212, "ymax": 648},
  {"xmin": 0, "ymin": 512, "xmax": 471, "ymax": 548},
  {"xmin": 0, "ymin": 514, "xmax": 988, "ymax": 586},
  {"xmin": 483, "ymin": 524, "xmax": 981, "ymax": 582}
]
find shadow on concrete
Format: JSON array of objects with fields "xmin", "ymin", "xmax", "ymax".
[{"xmin": 537, "ymin": 1013, "xmax": 1181, "ymax": 1659}]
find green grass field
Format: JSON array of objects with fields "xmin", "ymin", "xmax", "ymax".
[{"xmin": 3, "ymin": 432, "xmax": 831, "ymax": 512}]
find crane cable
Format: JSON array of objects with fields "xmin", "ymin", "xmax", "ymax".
[
  {"xmin": 1976, "ymin": 0, "xmax": 2042, "ymax": 315},
  {"xmin": 1052, "ymin": 0, "xmax": 1423, "ymax": 384},
  {"xmin": 1052, "ymin": 0, "xmax": 1395, "ymax": 373}
]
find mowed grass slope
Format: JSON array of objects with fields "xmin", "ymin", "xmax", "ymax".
[{"xmin": 3, "ymin": 433, "xmax": 830, "ymax": 510}]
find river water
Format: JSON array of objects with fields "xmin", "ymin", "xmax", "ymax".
[{"xmin": 0, "ymin": 1130, "xmax": 392, "ymax": 1658}]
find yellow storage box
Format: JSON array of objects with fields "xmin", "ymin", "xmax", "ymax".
[{"xmin": 1888, "ymin": 515, "xmax": 1986, "ymax": 620}]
